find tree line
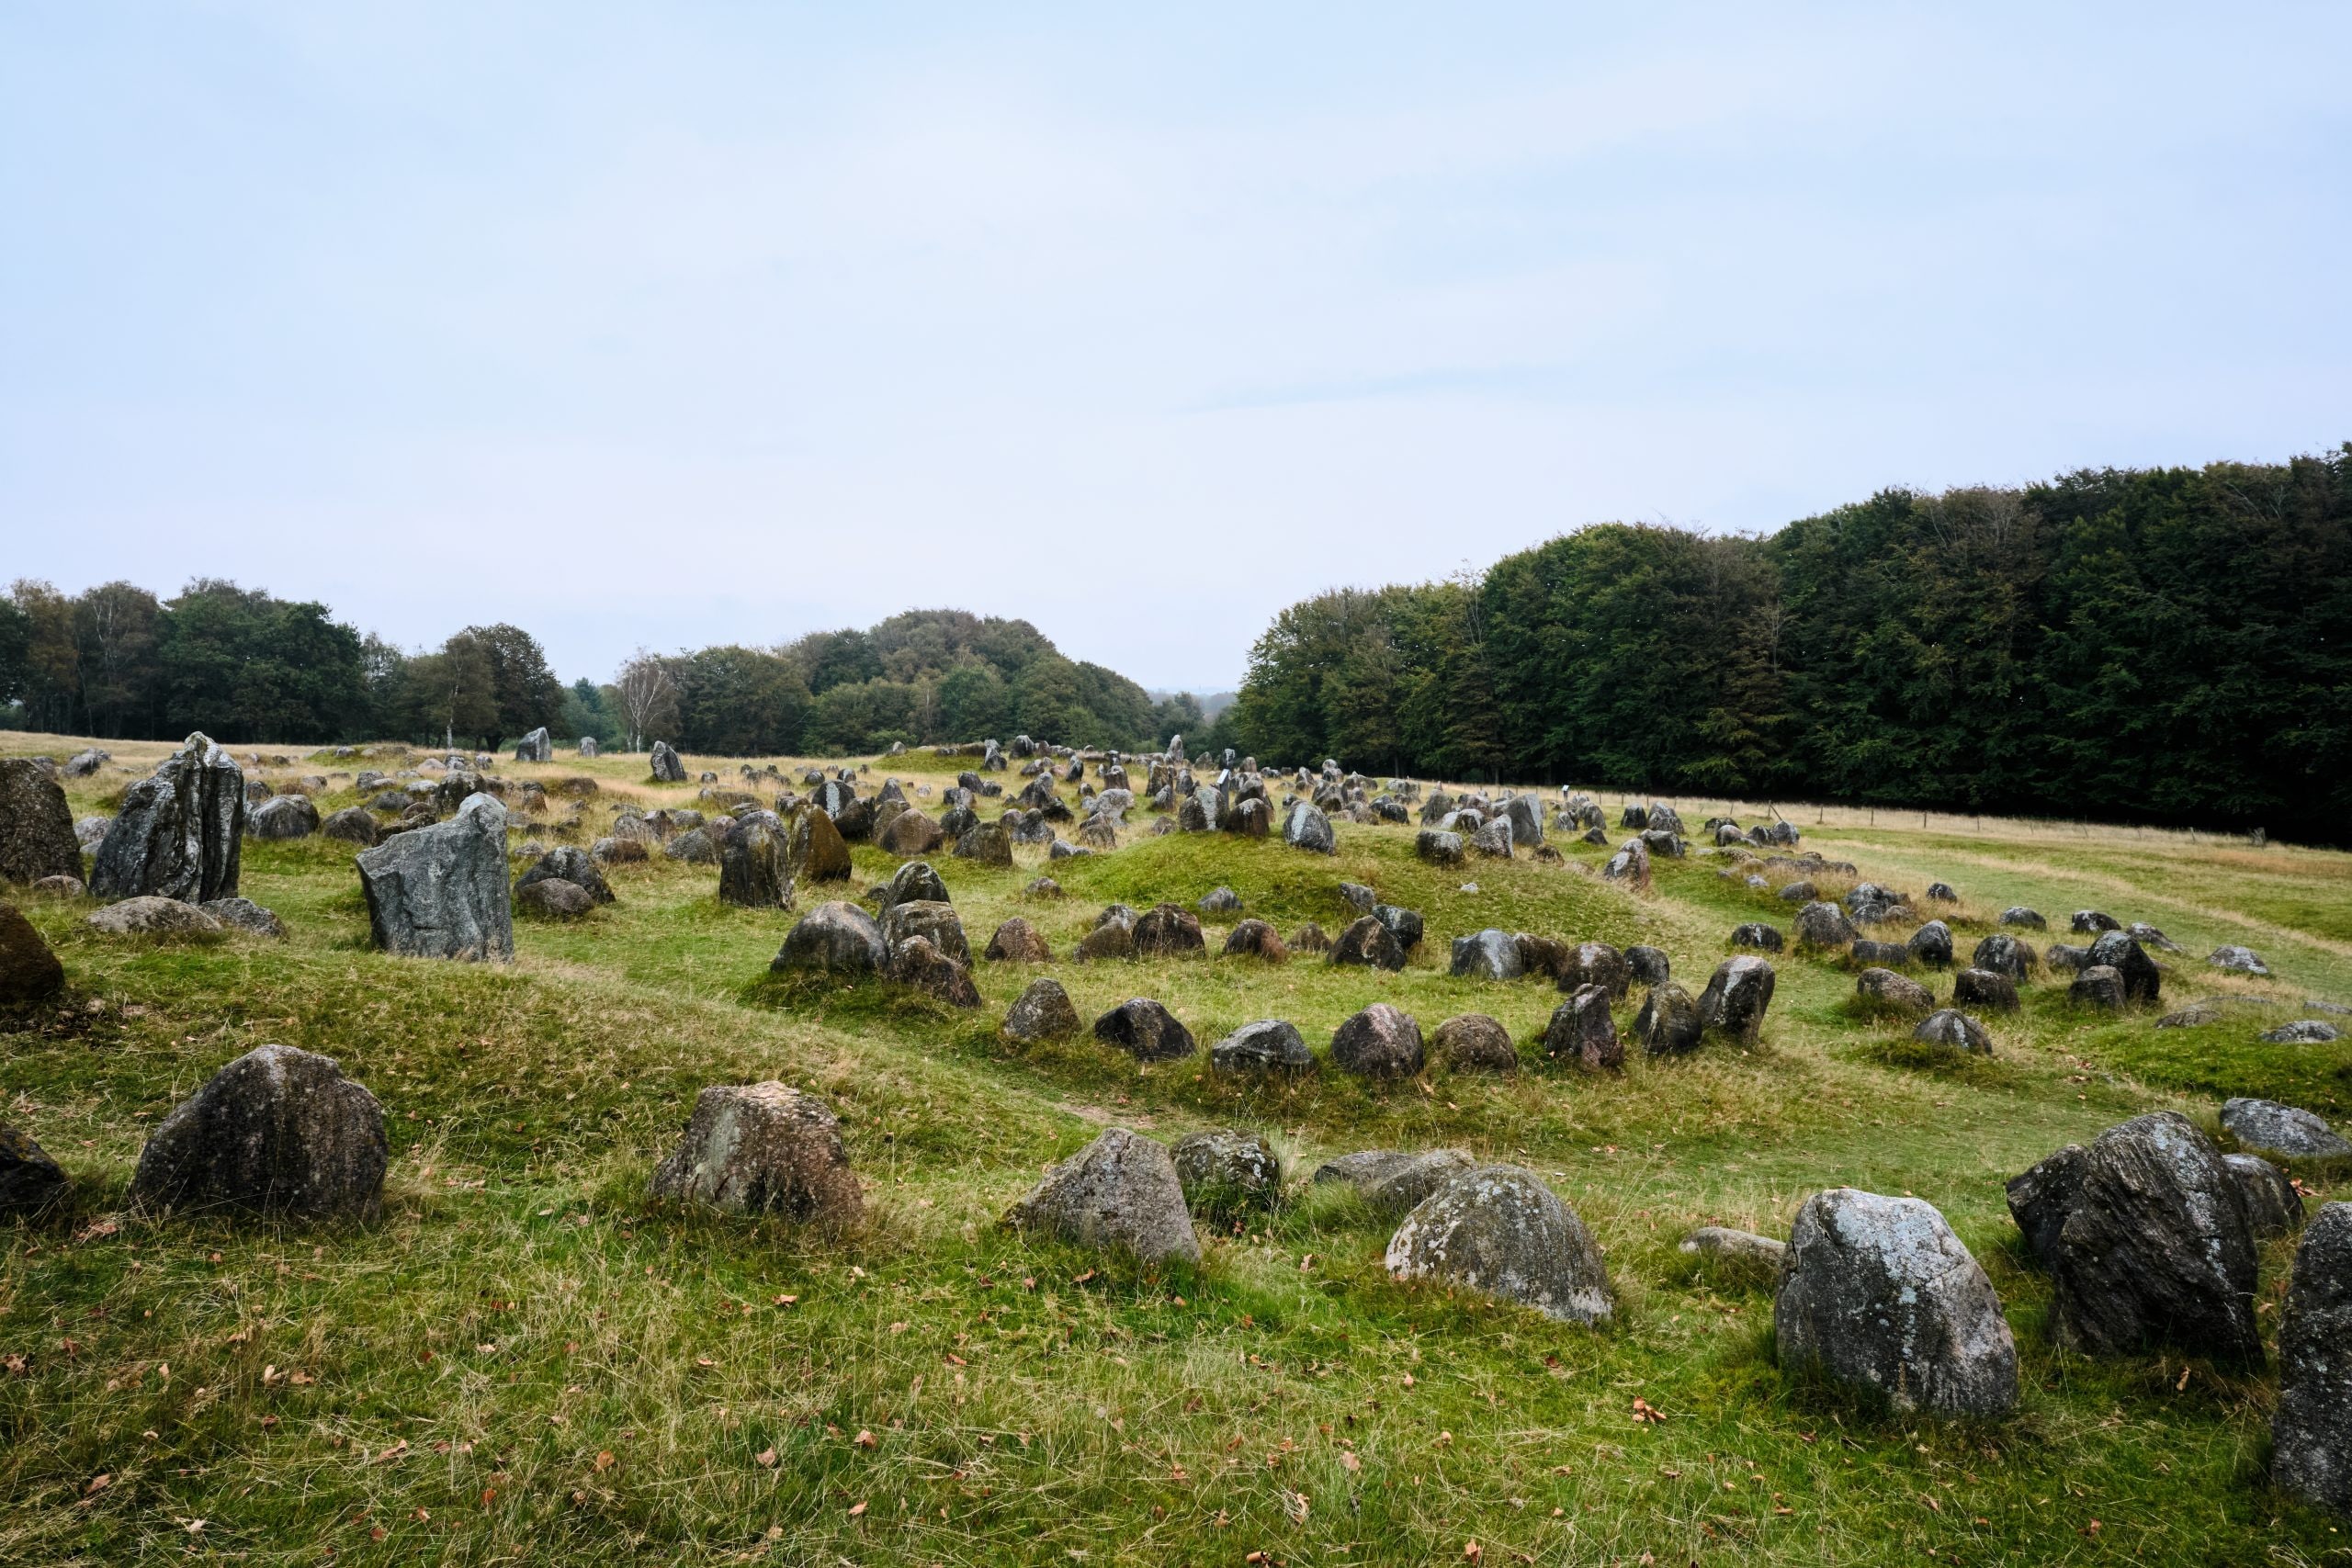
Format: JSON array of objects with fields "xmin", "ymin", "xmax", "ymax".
[
  {"xmin": 1228, "ymin": 446, "xmax": 2352, "ymax": 843},
  {"xmin": 0, "ymin": 589, "xmax": 1197, "ymax": 758}
]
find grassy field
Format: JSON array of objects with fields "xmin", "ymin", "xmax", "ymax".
[{"xmin": 3, "ymin": 731, "xmax": 2348, "ymax": 1566}]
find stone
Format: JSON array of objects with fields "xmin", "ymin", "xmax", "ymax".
[
  {"xmin": 771, "ymin": 901, "xmax": 887, "ymax": 975},
  {"xmin": 663, "ymin": 828, "xmax": 718, "ymax": 864},
  {"xmin": 1416, "ymin": 829, "xmax": 1464, "ymax": 867},
  {"xmin": 1132, "ymin": 903, "xmax": 1206, "ymax": 958},
  {"xmin": 1998, "ymin": 907, "xmax": 2046, "ymax": 930},
  {"xmin": 0, "ymin": 903, "xmax": 66, "ymax": 1002},
  {"xmin": 2129, "ymin": 921, "xmax": 2181, "ymax": 952},
  {"xmin": 1075, "ymin": 922, "xmax": 1134, "ymax": 963},
  {"xmin": 2209, "ymin": 944, "xmax": 2268, "ymax": 976},
  {"xmin": 30, "ymin": 874, "xmax": 81, "ymax": 897},
  {"xmin": 0, "ymin": 1119, "xmax": 68, "ymax": 1214},
  {"xmin": 1469, "ymin": 818, "xmax": 1515, "ymax": 858},
  {"xmin": 1696, "ymin": 956, "xmax": 1775, "ymax": 1043},
  {"xmin": 1003, "ymin": 1127, "xmax": 1200, "ymax": 1267},
  {"xmin": 1556, "ymin": 942, "xmax": 1630, "ymax": 999},
  {"xmin": 1288, "ymin": 921, "xmax": 1330, "ymax": 954},
  {"xmin": 1329, "ymin": 915, "xmax": 1406, "ymax": 971},
  {"xmin": 2085, "ymin": 931, "xmax": 2161, "ymax": 1003},
  {"xmin": 74, "ymin": 816, "xmax": 111, "ymax": 848},
  {"xmin": 1730, "ymin": 922, "xmax": 1783, "ymax": 953},
  {"xmin": 1432, "ymin": 1013, "xmax": 1517, "ymax": 1072},
  {"xmin": 650, "ymin": 741, "xmax": 686, "ymax": 783},
  {"xmin": 718, "ymin": 816, "xmax": 792, "ymax": 908},
  {"xmin": 1196, "ymin": 886, "xmax": 1241, "ymax": 915},
  {"xmin": 1374, "ymin": 904, "xmax": 1424, "ymax": 953},
  {"xmin": 1926, "ymin": 881, "xmax": 1960, "ymax": 902},
  {"xmin": 516, "ymin": 876, "xmax": 594, "ymax": 918},
  {"xmin": 513, "ymin": 727, "xmax": 552, "ymax": 763},
  {"xmin": 2264, "ymin": 1020, "xmax": 2344, "ymax": 1043},
  {"xmin": 1600, "ymin": 837, "xmax": 1651, "ymax": 889},
  {"xmin": 2221, "ymin": 1098, "xmax": 2352, "ymax": 1159},
  {"xmin": 883, "ymin": 861, "xmax": 951, "ymax": 910},
  {"xmin": 2069, "ymin": 964, "xmax": 2127, "ymax": 1010},
  {"xmin": 953, "ymin": 821, "xmax": 1013, "ymax": 867},
  {"xmin": 792, "ymin": 808, "xmax": 854, "ymax": 883},
  {"xmin": 1793, "ymin": 901, "xmax": 1855, "ymax": 949},
  {"xmin": 2071, "ymin": 909, "xmax": 2120, "ymax": 934},
  {"xmin": 1283, "ymin": 800, "xmax": 1336, "ymax": 854},
  {"xmin": 1450, "ymin": 929, "xmax": 1523, "ymax": 981},
  {"xmin": 886, "ymin": 933, "xmax": 982, "ymax": 1007},
  {"xmin": 1776, "ymin": 880, "xmax": 1817, "ymax": 902},
  {"xmin": 85, "ymin": 896, "xmax": 221, "ymax": 936},
  {"xmin": 128, "ymin": 1044, "xmax": 386, "ymax": 1219},
  {"xmin": 1094, "ymin": 998, "xmax": 1195, "ymax": 1061},
  {"xmin": 62, "ymin": 748, "xmax": 108, "ymax": 778},
  {"xmin": 1001, "ymin": 977, "xmax": 1080, "ymax": 1042},
  {"xmin": 1851, "ymin": 939, "xmax": 1913, "ymax": 967},
  {"xmin": 2225, "ymin": 1153, "xmax": 2302, "ymax": 1238},
  {"xmin": 1906, "ymin": 920, "xmax": 1954, "ymax": 968},
  {"xmin": 1211, "ymin": 1019, "xmax": 1312, "ymax": 1073},
  {"xmin": 201, "ymin": 897, "xmax": 285, "ymax": 937},
  {"xmin": 1913, "ymin": 1009, "xmax": 1992, "ymax": 1053},
  {"xmin": 1331, "ymin": 1003, "xmax": 1425, "ymax": 1077},
  {"xmin": 1634, "ymin": 982, "xmax": 1704, "ymax": 1055},
  {"xmin": 1970, "ymin": 933, "xmax": 2037, "ymax": 982},
  {"xmin": 984, "ymin": 917, "xmax": 1052, "ymax": 962},
  {"xmin": 592, "ymin": 836, "xmax": 647, "ymax": 865},
  {"xmin": 1856, "ymin": 967, "xmax": 1935, "ymax": 1016},
  {"xmin": 90, "ymin": 733, "xmax": 244, "ymax": 904},
  {"xmin": 518, "ymin": 845, "xmax": 615, "ymax": 906},
  {"xmin": 1220, "ymin": 919, "xmax": 1287, "ymax": 961},
  {"xmin": 320, "ymin": 807, "xmax": 379, "ymax": 846},
  {"xmin": 1385, "ymin": 1165, "xmax": 1613, "ymax": 1325},
  {"xmin": 1773, "ymin": 1188, "xmax": 2018, "ymax": 1416},
  {"xmin": 1315, "ymin": 1148, "xmax": 1476, "ymax": 1214},
  {"xmin": 1679, "ymin": 1225, "xmax": 1785, "ymax": 1273},
  {"xmin": 355, "ymin": 795, "xmax": 514, "ymax": 961},
  {"xmin": 2047, "ymin": 1111, "xmax": 2263, "ymax": 1363},
  {"xmin": 1170, "ymin": 1130, "xmax": 1283, "ymax": 1213},
  {"xmin": 1624, "ymin": 944, "xmax": 1670, "ymax": 987},
  {"xmin": 0, "ymin": 758, "xmax": 83, "ymax": 885},
  {"xmin": 1544, "ymin": 985, "xmax": 1622, "ymax": 1069},
  {"xmin": 1951, "ymin": 968, "xmax": 2019, "ymax": 1012},
  {"xmin": 880, "ymin": 899, "xmax": 969, "ymax": 964},
  {"xmin": 578, "ymin": 737, "xmax": 599, "ymax": 758},
  {"xmin": 2006, "ymin": 1144, "xmax": 2090, "ymax": 1271},
  {"xmin": 2274, "ymin": 1202, "xmax": 2352, "ymax": 1517},
  {"xmin": 1023, "ymin": 875, "xmax": 1062, "ymax": 899},
  {"xmin": 647, "ymin": 1082, "xmax": 860, "ymax": 1227}
]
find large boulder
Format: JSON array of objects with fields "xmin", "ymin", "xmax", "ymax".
[
  {"xmin": 1449, "ymin": 929, "xmax": 1524, "ymax": 981},
  {"xmin": 202, "ymin": 897, "xmax": 285, "ymax": 938},
  {"xmin": 1003, "ymin": 1126, "xmax": 1201, "ymax": 1266},
  {"xmin": 718, "ymin": 816, "xmax": 792, "ymax": 908},
  {"xmin": 516, "ymin": 876, "xmax": 594, "ymax": 919},
  {"xmin": 2046, "ymin": 1112, "xmax": 2264, "ymax": 1363},
  {"xmin": 513, "ymin": 727, "xmax": 552, "ymax": 763},
  {"xmin": 771, "ymin": 901, "xmax": 887, "ymax": 975},
  {"xmin": 1416, "ymin": 829, "xmax": 1464, "ymax": 867},
  {"xmin": 85, "ymin": 896, "xmax": 222, "ymax": 936},
  {"xmin": 883, "ymin": 860, "xmax": 950, "ymax": 910},
  {"xmin": 2221, "ymin": 1098, "xmax": 2352, "ymax": 1160},
  {"xmin": 2006, "ymin": 1144, "xmax": 2089, "ymax": 1271},
  {"xmin": 1329, "ymin": 915, "xmax": 1406, "ymax": 971},
  {"xmin": 0, "ymin": 903, "xmax": 66, "ymax": 1003},
  {"xmin": 1855, "ymin": 967, "xmax": 1935, "ymax": 1016},
  {"xmin": 1331, "ymin": 1003, "xmax": 1424, "ymax": 1078},
  {"xmin": 663, "ymin": 827, "xmax": 718, "ymax": 864},
  {"xmin": 89, "ymin": 733, "xmax": 244, "ymax": 904},
  {"xmin": 647, "ymin": 1082, "xmax": 860, "ymax": 1227},
  {"xmin": 320, "ymin": 807, "xmax": 379, "ymax": 846},
  {"xmin": 2209, "ymin": 944, "xmax": 2269, "ymax": 976},
  {"xmin": 1913, "ymin": 1009, "xmax": 1993, "ymax": 1054},
  {"xmin": 128, "ymin": 1044, "xmax": 386, "ymax": 1219},
  {"xmin": 1093, "ymin": 998, "xmax": 1196, "ymax": 1062},
  {"xmin": 1634, "ymin": 982, "xmax": 1704, "ymax": 1055},
  {"xmin": 1211, "ymin": 1019, "xmax": 1312, "ymax": 1073},
  {"xmin": 1557, "ymin": 942, "xmax": 1631, "ymax": 1000},
  {"xmin": 877, "ymin": 807, "xmax": 944, "ymax": 857},
  {"xmin": 1283, "ymin": 801, "xmax": 1336, "ymax": 854},
  {"xmin": 2084, "ymin": 931, "xmax": 2161, "ymax": 1003},
  {"xmin": 953, "ymin": 821, "xmax": 1014, "ymax": 867},
  {"xmin": 880, "ymin": 899, "xmax": 969, "ymax": 964},
  {"xmin": 1170, "ymin": 1130, "xmax": 1282, "ymax": 1214},
  {"xmin": 517, "ymin": 845, "xmax": 615, "ymax": 906},
  {"xmin": 1001, "ymin": 977, "xmax": 1081, "ymax": 1042},
  {"xmin": 2227, "ymin": 1154, "xmax": 2303, "ymax": 1238},
  {"xmin": 984, "ymin": 917, "xmax": 1052, "ymax": 963},
  {"xmin": 1793, "ymin": 901, "xmax": 1856, "ymax": 949},
  {"xmin": 885, "ymin": 934, "xmax": 982, "ymax": 1008},
  {"xmin": 1221, "ymin": 919, "xmax": 1289, "ymax": 962},
  {"xmin": 1315, "ymin": 1147, "xmax": 1476, "ymax": 1213},
  {"xmin": 790, "ymin": 807, "xmax": 854, "ymax": 883},
  {"xmin": 1951, "ymin": 967, "xmax": 2019, "ymax": 1012},
  {"xmin": 1385, "ymin": 1166, "xmax": 1613, "ymax": 1325},
  {"xmin": 0, "ymin": 759, "xmax": 82, "ymax": 885},
  {"xmin": 355, "ymin": 794, "xmax": 514, "ymax": 962},
  {"xmin": 1544, "ymin": 985, "xmax": 1623, "ymax": 1069},
  {"xmin": 2068, "ymin": 964, "xmax": 2127, "ymax": 1010},
  {"xmin": 650, "ymin": 741, "xmax": 687, "ymax": 783},
  {"xmin": 1773, "ymin": 1188, "xmax": 2018, "ymax": 1417},
  {"xmin": 1906, "ymin": 920, "xmax": 1954, "ymax": 968},
  {"xmin": 1432, "ymin": 1013, "xmax": 1517, "ymax": 1072},
  {"xmin": 1695, "ymin": 956, "xmax": 1775, "ymax": 1043},
  {"xmin": 1970, "ymin": 933, "xmax": 2036, "ymax": 982},
  {"xmin": 1132, "ymin": 903, "xmax": 1206, "ymax": 958},
  {"xmin": 1498, "ymin": 794, "xmax": 1544, "ymax": 849},
  {"xmin": 1600, "ymin": 837, "xmax": 1651, "ymax": 889},
  {"xmin": 0, "ymin": 1120, "xmax": 68, "ymax": 1215},
  {"xmin": 2274, "ymin": 1202, "xmax": 2352, "ymax": 1517}
]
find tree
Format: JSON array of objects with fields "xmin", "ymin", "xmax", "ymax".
[
  {"xmin": 676, "ymin": 646, "xmax": 810, "ymax": 755},
  {"xmin": 74, "ymin": 581, "xmax": 163, "ymax": 739},
  {"xmin": 612, "ymin": 649, "xmax": 681, "ymax": 753},
  {"xmin": 458, "ymin": 623, "xmax": 564, "ymax": 743}
]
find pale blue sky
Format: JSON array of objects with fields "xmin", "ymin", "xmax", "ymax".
[{"xmin": 5, "ymin": 3, "xmax": 2347, "ymax": 691}]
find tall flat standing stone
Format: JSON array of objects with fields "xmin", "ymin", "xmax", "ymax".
[
  {"xmin": 0, "ymin": 759, "xmax": 82, "ymax": 885},
  {"xmin": 355, "ymin": 794, "xmax": 514, "ymax": 961},
  {"xmin": 89, "ymin": 733, "xmax": 244, "ymax": 904}
]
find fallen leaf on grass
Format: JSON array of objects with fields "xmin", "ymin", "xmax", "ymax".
[
  {"xmin": 846, "ymin": 1500, "xmax": 867, "ymax": 1518},
  {"xmin": 754, "ymin": 1449, "xmax": 775, "ymax": 1468}
]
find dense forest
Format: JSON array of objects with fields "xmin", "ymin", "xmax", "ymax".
[
  {"xmin": 0, "ymin": 592, "xmax": 1192, "ymax": 758},
  {"xmin": 1228, "ymin": 446, "xmax": 2352, "ymax": 841}
]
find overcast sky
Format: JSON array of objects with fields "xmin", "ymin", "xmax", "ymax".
[{"xmin": 5, "ymin": 4, "xmax": 2347, "ymax": 693}]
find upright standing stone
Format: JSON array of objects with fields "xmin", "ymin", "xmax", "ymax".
[
  {"xmin": 0, "ymin": 759, "xmax": 82, "ymax": 885},
  {"xmin": 513, "ymin": 727, "xmax": 552, "ymax": 763},
  {"xmin": 650, "ymin": 741, "xmax": 686, "ymax": 783},
  {"xmin": 2275, "ymin": 1202, "xmax": 2352, "ymax": 1518},
  {"xmin": 355, "ymin": 794, "xmax": 514, "ymax": 961},
  {"xmin": 578, "ymin": 737, "xmax": 599, "ymax": 758},
  {"xmin": 648, "ymin": 1082, "xmax": 861, "ymax": 1228},
  {"xmin": 0, "ymin": 903, "xmax": 66, "ymax": 1003},
  {"xmin": 128, "ymin": 1044, "xmax": 387, "ymax": 1219},
  {"xmin": 718, "ymin": 816, "xmax": 792, "ymax": 908},
  {"xmin": 0, "ymin": 1120, "xmax": 69, "ymax": 1215},
  {"xmin": 790, "ymin": 807, "xmax": 853, "ymax": 884},
  {"xmin": 89, "ymin": 733, "xmax": 244, "ymax": 904}
]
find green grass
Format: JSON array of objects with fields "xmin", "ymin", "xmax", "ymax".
[{"xmin": 2, "ymin": 735, "xmax": 2349, "ymax": 1563}]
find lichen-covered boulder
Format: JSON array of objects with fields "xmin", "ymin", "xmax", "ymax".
[
  {"xmin": 516, "ymin": 876, "xmax": 594, "ymax": 919},
  {"xmin": 90, "ymin": 733, "xmax": 244, "ymax": 904},
  {"xmin": 1003, "ymin": 1126, "xmax": 1201, "ymax": 1266},
  {"xmin": 1432, "ymin": 1013, "xmax": 1517, "ymax": 1072},
  {"xmin": 129, "ymin": 1045, "xmax": 386, "ymax": 1219},
  {"xmin": 246, "ymin": 794, "xmax": 320, "ymax": 840},
  {"xmin": 2069, "ymin": 964, "xmax": 2127, "ymax": 1010},
  {"xmin": 1773, "ymin": 1188, "xmax": 2018, "ymax": 1416},
  {"xmin": 1093, "ymin": 998, "xmax": 1195, "ymax": 1061},
  {"xmin": 1315, "ymin": 1147, "xmax": 1476, "ymax": 1213},
  {"xmin": 790, "ymin": 807, "xmax": 854, "ymax": 883},
  {"xmin": 984, "ymin": 917, "xmax": 1052, "ymax": 963},
  {"xmin": 1856, "ymin": 967, "xmax": 1935, "ymax": 1016},
  {"xmin": 356, "ymin": 794, "xmax": 513, "ymax": 962},
  {"xmin": 0, "ymin": 758, "xmax": 83, "ymax": 886},
  {"xmin": 1416, "ymin": 829, "xmax": 1464, "ymax": 867},
  {"xmin": 1635, "ymin": 982, "xmax": 1704, "ymax": 1055},
  {"xmin": 1329, "ymin": 915, "xmax": 1406, "ymax": 971},
  {"xmin": 1679, "ymin": 1225, "xmax": 1785, "ymax": 1275},
  {"xmin": 1731, "ymin": 922, "xmax": 1783, "ymax": 952},
  {"xmin": 649, "ymin": 741, "xmax": 686, "ymax": 783},
  {"xmin": 0, "ymin": 1120, "xmax": 68, "ymax": 1215},
  {"xmin": 1210, "ymin": 1018, "xmax": 1312, "ymax": 1073},
  {"xmin": 518, "ymin": 845, "xmax": 615, "ymax": 906},
  {"xmin": 2084, "ymin": 931, "xmax": 2161, "ymax": 1003},
  {"xmin": 880, "ymin": 899, "xmax": 970, "ymax": 964},
  {"xmin": 1624, "ymin": 944, "xmax": 1670, "ymax": 986},
  {"xmin": 1544, "ymin": 984, "xmax": 1622, "ymax": 1069},
  {"xmin": 1288, "ymin": 921, "xmax": 1330, "ymax": 954},
  {"xmin": 1386, "ymin": 1166, "xmax": 1613, "ymax": 1325},
  {"xmin": 2047, "ymin": 1112, "xmax": 2263, "ymax": 1363},
  {"xmin": 0, "ymin": 903, "xmax": 66, "ymax": 1003},
  {"xmin": 1696, "ymin": 956, "xmax": 1775, "ymax": 1043},
  {"xmin": 1600, "ymin": 837, "xmax": 1651, "ymax": 889},
  {"xmin": 1913, "ymin": 1008, "xmax": 1992, "ymax": 1053},
  {"xmin": 1951, "ymin": 968, "xmax": 2019, "ymax": 1012},
  {"xmin": 201, "ymin": 897, "xmax": 285, "ymax": 937},
  {"xmin": 771, "ymin": 900, "xmax": 887, "ymax": 975},
  {"xmin": 1449, "ymin": 929, "xmax": 1523, "ymax": 981},
  {"xmin": 886, "ymin": 933, "xmax": 982, "ymax": 1007},
  {"xmin": 320, "ymin": 807, "xmax": 379, "ymax": 846},
  {"xmin": 2225, "ymin": 1153, "xmax": 2302, "ymax": 1238},
  {"xmin": 718, "ymin": 816, "xmax": 792, "ymax": 908},
  {"xmin": 2274, "ymin": 1202, "xmax": 2352, "ymax": 1517},
  {"xmin": 2221, "ymin": 1098, "xmax": 2352, "ymax": 1160},
  {"xmin": 1001, "ymin": 977, "xmax": 1080, "ymax": 1042},
  {"xmin": 953, "ymin": 821, "xmax": 1014, "ymax": 868},
  {"xmin": 1794, "ymin": 901, "xmax": 1856, "ymax": 949},
  {"xmin": 1220, "ymin": 919, "xmax": 1288, "ymax": 962},
  {"xmin": 1132, "ymin": 903, "xmax": 1206, "ymax": 958},
  {"xmin": 648, "ymin": 1082, "xmax": 860, "ymax": 1228},
  {"xmin": 1170, "ymin": 1130, "xmax": 1282, "ymax": 1213},
  {"xmin": 85, "ymin": 896, "xmax": 222, "ymax": 937},
  {"xmin": 2208, "ymin": 944, "xmax": 2267, "ymax": 976},
  {"xmin": 1970, "ymin": 933, "xmax": 2037, "ymax": 982},
  {"xmin": 2006, "ymin": 1143, "xmax": 2088, "ymax": 1271},
  {"xmin": 1283, "ymin": 801, "xmax": 1336, "ymax": 854},
  {"xmin": 1906, "ymin": 920, "xmax": 1954, "ymax": 968},
  {"xmin": 1331, "ymin": 1002, "xmax": 1424, "ymax": 1078},
  {"xmin": 1557, "ymin": 942, "xmax": 1631, "ymax": 1000}
]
